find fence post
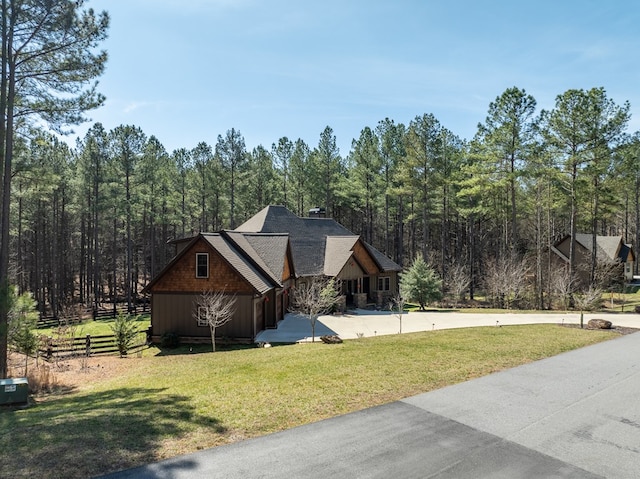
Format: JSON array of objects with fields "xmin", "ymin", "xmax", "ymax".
[
  {"xmin": 86, "ymin": 334, "xmax": 91, "ymax": 357},
  {"xmin": 47, "ymin": 337, "xmax": 53, "ymax": 359}
]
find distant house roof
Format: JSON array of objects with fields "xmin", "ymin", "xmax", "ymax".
[
  {"xmin": 554, "ymin": 234, "xmax": 634, "ymax": 263},
  {"xmin": 235, "ymin": 205, "xmax": 402, "ymax": 276}
]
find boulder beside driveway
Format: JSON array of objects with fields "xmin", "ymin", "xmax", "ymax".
[{"xmin": 587, "ymin": 318, "xmax": 612, "ymax": 329}]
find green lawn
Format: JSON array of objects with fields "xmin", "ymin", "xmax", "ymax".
[{"xmin": 0, "ymin": 324, "xmax": 618, "ymax": 479}]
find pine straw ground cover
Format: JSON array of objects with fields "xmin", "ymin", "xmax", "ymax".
[{"xmin": 0, "ymin": 324, "xmax": 621, "ymax": 479}]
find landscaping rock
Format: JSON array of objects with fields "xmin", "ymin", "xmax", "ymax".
[
  {"xmin": 320, "ymin": 335, "xmax": 343, "ymax": 344},
  {"xmin": 587, "ymin": 319, "xmax": 612, "ymax": 330}
]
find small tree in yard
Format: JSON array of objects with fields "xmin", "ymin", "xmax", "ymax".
[
  {"xmin": 110, "ymin": 313, "xmax": 140, "ymax": 357},
  {"xmin": 400, "ymin": 256, "xmax": 442, "ymax": 311},
  {"xmin": 390, "ymin": 293, "xmax": 406, "ymax": 334},
  {"xmin": 8, "ymin": 288, "xmax": 39, "ymax": 375},
  {"xmin": 290, "ymin": 277, "xmax": 341, "ymax": 342},
  {"xmin": 447, "ymin": 262, "xmax": 470, "ymax": 308},
  {"xmin": 194, "ymin": 291, "xmax": 236, "ymax": 352},
  {"xmin": 574, "ymin": 286, "xmax": 603, "ymax": 328}
]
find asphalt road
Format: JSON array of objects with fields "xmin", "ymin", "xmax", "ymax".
[{"xmin": 100, "ymin": 325, "xmax": 640, "ymax": 479}]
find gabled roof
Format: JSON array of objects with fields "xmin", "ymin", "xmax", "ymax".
[
  {"xmin": 574, "ymin": 234, "xmax": 621, "ymax": 262},
  {"xmin": 202, "ymin": 234, "xmax": 274, "ymax": 294},
  {"xmin": 236, "ymin": 205, "xmax": 301, "ymax": 233},
  {"xmin": 554, "ymin": 234, "xmax": 633, "ymax": 263},
  {"xmin": 223, "ymin": 231, "xmax": 291, "ymax": 285},
  {"xmin": 143, "ymin": 233, "xmax": 277, "ymax": 295},
  {"xmin": 364, "ymin": 242, "xmax": 402, "ymax": 272},
  {"xmin": 324, "ymin": 236, "xmax": 359, "ymax": 276},
  {"xmin": 235, "ymin": 205, "xmax": 402, "ymax": 276}
]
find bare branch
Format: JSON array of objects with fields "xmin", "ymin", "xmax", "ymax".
[
  {"xmin": 289, "ymin": 276, "xmax": 341, "ymax": 342},
  {"xmin": 193, "ymin": 290, "xmax": 236, "ymax": 352}
]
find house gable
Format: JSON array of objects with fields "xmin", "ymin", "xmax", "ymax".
[
  {"xmin": 282, "ymin": 242, "xmax": 294, "ymax": 282},
  {"xmin": 351, "ymin": 238, "xmax": 381, "ymax": 275},
  {"xmin": 148, "ymin": 236, "xmax": 257, "ymax": 295},
  {"xmin": 324, "ymin": 236, "xmax": 358, "ymax": 277},
  {"xmin": 550, "ymin": 233, "xmax": 635, "ymax": 285}
]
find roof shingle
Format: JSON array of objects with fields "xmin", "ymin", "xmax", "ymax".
[{"xmin": 235, "ymin": 205, "xmax": 401, "ymax": 276}]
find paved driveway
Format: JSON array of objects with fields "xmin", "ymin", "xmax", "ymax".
[
  {"xmin": 255, "ymin": 309, "xmax": 640, "ymax": 343},
  {"xmin": 101, "ymin": 329, "xmax": 640, "ymax": 478}
]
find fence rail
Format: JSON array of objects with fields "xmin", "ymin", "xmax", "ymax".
[
  {"xmin": 37, "ymin": 303, "xmax": 149, "ymax": 329},
  {"xmin": 38, "ymin": 331, "xmax": 149, "ymax": 360}
]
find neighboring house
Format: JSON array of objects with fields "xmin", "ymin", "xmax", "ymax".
[
  {"xmin": 550, "ymin": 234, "xmax": 635, "ymax": 286},
  {"xmin": 144, "ymin": 205, "xmax": 402, "ymax": 343}
]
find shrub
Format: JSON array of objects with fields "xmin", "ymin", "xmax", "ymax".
[
  {"xmin": 110, "ymin": 313, "xmax": 140, "ymax": 357},
  {"xmin": 160, "ymin": 331, "xmax": 180, "ymax": 349}
]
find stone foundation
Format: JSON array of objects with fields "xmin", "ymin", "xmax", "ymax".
[{"xmin": 354, "ymin": 293, "xmax": 367, "ymax": 309}]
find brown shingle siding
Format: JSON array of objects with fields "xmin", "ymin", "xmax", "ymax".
[{"xmin": 150, "ymin": 237, "xmax": 255, "ymax": 294}]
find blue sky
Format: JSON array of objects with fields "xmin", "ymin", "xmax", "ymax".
[{"xmin": 75, "ymin": 0, "xmax": 640, "ymax": 156}]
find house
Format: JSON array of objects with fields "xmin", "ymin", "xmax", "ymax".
[
  {"xmin": 143, "ymin": 231, "xmax": 295, "ymax": 343},
  {"xmin": 550, "ymin": 234, "xmax": 635, "ymax": 287},
  {"xmin": 144, "ymin": 206, "xmax": 402, "ymax": 343},
  {"xmin": 235, "ymin": 205, "xmax": 402, "ymax": 309}
]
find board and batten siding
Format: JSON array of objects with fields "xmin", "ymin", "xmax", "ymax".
[
  {"xmin": 352, "ymin": 241, "xmax": 380, "ymax": 275},
  {"xmin": 151, "ymin": 293, "xmax": 256, "ymax": 341}
]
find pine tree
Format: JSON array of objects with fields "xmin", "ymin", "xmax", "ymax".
[
  {"xmin": 400, "ymin": 255, "xmax": 442, "ymax": 311},
  {"xmin": 0, "ymin": 1, "xmax": 108, "ymax": 376}
]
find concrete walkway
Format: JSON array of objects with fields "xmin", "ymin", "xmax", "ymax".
[
  {"xmin": 255, "ymin": 309, "xmax": 640, "ymax": 343},
  {"xmin": 102, "ymin": 324, "xmax": 640, "ymax": 478}
]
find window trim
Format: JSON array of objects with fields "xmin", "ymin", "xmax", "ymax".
[
  {"xmin": 196, "ymin": 253, "xmax": 209, "ymax": 278},
  {"xmin": 197, "ymin": 306, "xmax": 208, "ymax": 327},
  {"xmin": 377, "ymin": 276, "xmax": 390, "ymax": 291}
]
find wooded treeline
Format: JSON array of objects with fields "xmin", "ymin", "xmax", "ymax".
[{"xmin": 8, "ymin": 86, "xmax": 640, "ymax": 314}]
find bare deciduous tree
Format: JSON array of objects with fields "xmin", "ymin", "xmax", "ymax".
[
  {"xmin": 591, "ymin": 257, "xmax": 622, "ymax": 290},
  {"xmin": 574, "ymin": 286, "xmax": 603, "ymax": 311},
  {"xmin": 483, "ymin": 256, "xmax": 530, "ymax": 309},
  {"xmin": 389, "ymin": 293, "xmax": 406, "ymax": 334},
  {"xmin": 447, "ymin": 262, "xmax": 470, "ymax": 308},
  {"xmin": 289, "ymin": 277, "xmax": 341, "ymax": 342},
  {"xmin": 574, "ymin": 286, "xmax": 603, "ymax": 328},
  {"xmin": 194, "ymin": 290, "xmax": 236, "ymax": 352},
  {"xmin": 550, "ymin": 266, "xmax": 574, "ymax": 311}
]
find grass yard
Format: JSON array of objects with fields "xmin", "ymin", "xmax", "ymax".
[{"xmin": 0, "ymin": 324, "xmax": 619, "ymax": 479}]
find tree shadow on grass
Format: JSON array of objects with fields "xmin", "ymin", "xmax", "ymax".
[
  {"xmin": 154, "ymin": 343, "xmax": 257, "ymax": 356},
  {"xmin": 0, "ymin": 387, "xmax": 226, "ymax": 479}
]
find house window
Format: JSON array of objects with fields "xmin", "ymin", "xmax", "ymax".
[
  {"xmin": 196, "ymin": 253, "xmax": 209, "ymax": 278},
  {"xmin": 378, "ymin": 276, "xmax": 390, "ymax": 291},
  {"xmin": 197, "ymin": 306, "xmax": 208, "ymax": 327}
]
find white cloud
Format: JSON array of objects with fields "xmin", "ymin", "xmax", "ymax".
[{"xmin": 123, "ymin": 101, "xmax": 151, "ymax": 114}]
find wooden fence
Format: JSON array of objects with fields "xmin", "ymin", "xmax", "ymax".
[
  {"xmin": 37, "ymin": 304, "xmax": 149, "ymax": 329},
  {"xmin": 38, "ymin": 330, "xmax": 150, "ymax": 360}
]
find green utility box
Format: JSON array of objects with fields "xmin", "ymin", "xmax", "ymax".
[{"xmin": 0, "ymin": 378, "xmax": 29, "ymax": 405}]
